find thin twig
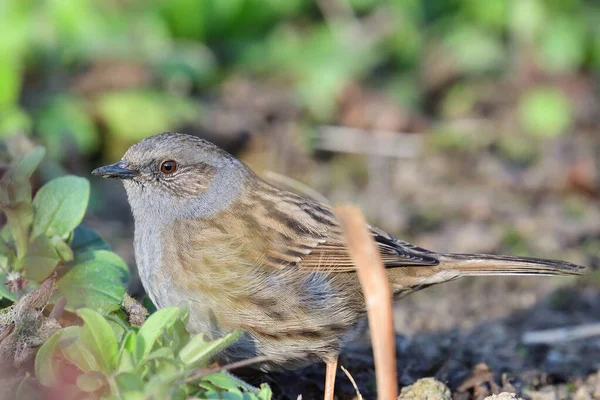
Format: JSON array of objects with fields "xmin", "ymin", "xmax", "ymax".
[
  {"xmin": 522, "ymin": 323, "xmax": 600, "ymax": 344},
  {"xmin": 335, "ymin": 205, "xmax": 398, "ymax": 400},
  {"xmin": 341, "ymin": 365, "xmax": 363, "ymax": 400},
  {"xmin": 183, "ymin": 355, "xmax": 272, "ymax": 384}
]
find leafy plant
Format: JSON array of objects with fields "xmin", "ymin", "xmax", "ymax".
[
  {"xmin": 0, "ymin": 143, "xmax": 129, "ymax": 312},
  {"xmin": 0, "ymin": 142, "xmax": 271, "ymax": 398},
  {"xmin": 518, "ymin": 86, "xmax": 572, "ymax": 138},
  {"xmin": 35, "ymin": 305, "xmax": 272, "ymax": 400}
]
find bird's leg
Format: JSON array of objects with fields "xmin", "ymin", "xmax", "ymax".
[{"xmin": 324, "ymin": 357, "xmax": 338, "ymax": 400}]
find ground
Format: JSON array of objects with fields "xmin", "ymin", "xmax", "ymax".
[{"xmin": 85, "ymin": 79, "xmax": 600, "ymax": 400}]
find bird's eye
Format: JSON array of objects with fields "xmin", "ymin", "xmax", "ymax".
[{"xmin": 160, "ymin": 160, "xmax": 177, "ymax": 174}]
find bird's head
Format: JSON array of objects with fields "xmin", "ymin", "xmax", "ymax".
[{"xmin": 92, "ymin": 132, "xmax": 249, "ymax": 220}]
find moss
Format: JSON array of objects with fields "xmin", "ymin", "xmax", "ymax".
[{"xmin": 398, "ymin": 377, "xmax": 452, "ymax": 400}]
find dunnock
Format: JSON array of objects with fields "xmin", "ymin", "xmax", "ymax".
[{"xmin": 93, "ymin": 132, "xmax": 584, "ymax": 397}]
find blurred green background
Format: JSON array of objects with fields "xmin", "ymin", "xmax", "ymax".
[
  {"xmin": 2, "ymin": 1, "xmax": 600, "ymax": 396},
  {"xmin": 2, "ymin": 0, "xmax": 600, "ymax": 309},
  {"xmin": 3, "ymin": 0, "xmax": 600, "ymax": 155}
]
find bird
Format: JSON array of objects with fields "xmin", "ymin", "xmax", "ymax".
[{"xmin": 92, "ymin": 132, "xmax": 585, "ymax": 399}]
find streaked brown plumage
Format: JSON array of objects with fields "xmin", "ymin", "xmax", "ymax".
[{"xmin": 93, "ymin": 132, "xmax": 585, "ymax": 393}]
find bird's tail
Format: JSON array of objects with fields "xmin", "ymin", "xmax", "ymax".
[
  {"xmin": 389, "ymin": 253, "xmax": 584, "ymax": 299},
  {"xmin": 437, "ymin": 253, "xmax": 585, "ymax": 276}
]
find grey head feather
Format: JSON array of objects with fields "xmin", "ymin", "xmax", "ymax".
[{"xmin": 120, "ymin": 132, "xmax": 250, "ymax": 225}]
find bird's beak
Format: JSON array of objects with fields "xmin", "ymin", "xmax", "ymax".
[{"xmin": 92, "ymin": 161, "xmax": 138, "ymax": 180}]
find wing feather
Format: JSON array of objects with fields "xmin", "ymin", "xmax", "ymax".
[
  {"xmin": 252, "ymin": 192, "xmax": 440, "ymax": 272},
  {"xmin": 188, "ymin": 183, "xmax": 440, "ymax": 272}
]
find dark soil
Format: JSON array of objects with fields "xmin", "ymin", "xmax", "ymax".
[{"xmin": 239, "ymin": 277, "xmax": 597, "ymax": 399}]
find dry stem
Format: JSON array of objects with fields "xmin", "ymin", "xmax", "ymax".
[{"xmin": 335, "ymin": 205, "xmax": 398, "ymax": 399}]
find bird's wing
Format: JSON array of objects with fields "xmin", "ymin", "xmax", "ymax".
[
  {"xmin": 169, "ymin": 185, "xmax": 440, "ymax": 273},
  {"xmin": 251, "ymin": 193, "xmax": 440, "ymax": 272},
  {"xmin": 292, "ymin": 224, "xmax": 439, "ymax": 272}
]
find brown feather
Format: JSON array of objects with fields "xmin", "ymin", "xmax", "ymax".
[{"xmin": 173, "ymin": 177, "xmax": 585, "ymax": 281}]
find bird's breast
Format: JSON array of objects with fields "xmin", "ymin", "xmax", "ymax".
[
  {"xmin": 135, "ymin": 215, "xmax": 366, "ymax": 366},
  {"xmin": 133, "ymin": 220, "xmax": 187, "ymax": 311}
]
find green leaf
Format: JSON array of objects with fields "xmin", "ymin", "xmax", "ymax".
[
  {"xmin": 120, "ymin": 391, "xmax": 145, "ymax": 400},
  {"xmin": 0, "ymin": 108, "xmax": 32, "ymax": 138},
  {"xmin": 0, "ymin": 236, "xmax": 10, "ymax": 256},
  {"xmin": 55, "ymin": 250, "xmax": 129, "ymax": 311},
  {"xmin": 151, "ymin": 357, "xmax": 180, "ymax": 379},
  {"xmin": 116, "ymin": 332, "xmax": 138, "ymax": 373},
  {"xmin": 444, "ymin": 26, "xmax": 504, "ymax": 75},
  {"xmin": 115, "ymin": 372, "xmax": 144, "ymax": 393},
  {"xmin": 0, "ymin": 165, "xmax": 29, "ymax": 205},
  {"xmin": 509, "ymin": 0, "xmax": 545, "ymax": 43},
  {"xmin": 201, "ymin": 372, "xmax": 254, "ymax": 391},
  {"xmin": 160, "ymin": 0, "xmax": 207, "ymax": 39},
  {"xmin": 70, "ymin": 225, "xmax": 110, "ymax": 255},
  {"xmin": 147, "ymin": 302, "xmax": 189, "ymax": 354},
  {"xmin": 159, "ymin": 314, "xmax": 190, "ymax": 354},
  {"xmin": 202, "ymin": 390, "xmax": 244, "ymax": 399},
  {"xmin": 156, "ymin": 42, "xmax": 216, "ymax": 87},
  {"xmin": 0, "ymin": 147, "xmax": 42, "ymax": 224},
  {"xmin": 58, "ymin": 326, "xmax": 99, "ymax": 373},
  {"xmin": 31, "ymin": 176, "xmax": 90, "ymax": 239},
  {"xmin": 464, "ymin": 0, "xmax": 507, "ymax": 31},
  {"xmin": 179, "ymin": 333, "xmax": 209, "ymax": 364},
  {"xmin": 35, "ymin": 329, "xmax": 62, "ymax": 387},
  {"xmin": 13, "ymin": 147, "xmax": 46, "ymax": 181},
  {"xmin": 0, "ymin": 238, "xmax": 11, "ymax": 277},
  {"xmin": 37, "ymin": 96, "xmax": 99, "ymax": 160},
  {"xmin": 51, "ymin": 235, "xmax": 74, "ymax": 262},
  {"xmin": 20, "ymin": 235, "xmax": 60, "ymax": 281},
  {"xmin": 96, "ymin": 90, "xmax": 197, "ymax": 142},
  {"xmin": 0, "ymin": 56, "xmax": 23, "ymax": 111},
  {"xmin": 144, "ymin": 347, "xmax": 174, "ymax": 362},
  {"xmin": 256, "ymin": 384, "xmax": 273, "ymax": 400},
  {"xmin": 123, "ymin": 330, "xmax": 138, "ymax": 354},
  {"xmin": 77, "ymin": 308, "xmax": 118, "ymax": 374},
  {"xmin": 105, "ymin": 314, "xmax": 129, "ymax": 344},
  {"xmin": 180, "ymin": 330, "xmax": 242, "ymax": 367},
  {"xmin": 117, "ymin": 349, "xmax": 135, "ymax": 374},
  {"xmin": 518, "ymin": 87, "xmax": 572, "ymax": 137},
  {"xmin": 137, "ymin": 307, "xmax": 180, "ymax": 357},
  {"xmin": 2, "ymin": 222, "xmax": 13, "ymax": 241},
  {"xmin": 0, "ymin": 167, "xmax": 32, "ymax": 207},
  {"xmin": 2, "ymin": 202, "xmax": 33, "ymax": 260},
  {"xmin": 76, "ymin": 371, "xmax": 106, "ymax": 393},
  {"xmin": 144, "ymin": 374, "xmax": 177, "ymax": 400},
  {"xmin": 540, "ymin": 16, "xmax": 585, "ymax": 73}
]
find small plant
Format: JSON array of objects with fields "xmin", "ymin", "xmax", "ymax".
[
  {"xmin": 35, "ymin": 305, "xmax": 272, "ymax": 400},
  {"xmin": 0, "ymin": 143, "xmax": 129, "ymax": 312},
  {"xmin": 0, "ymin": 142, "xmax": 272, "ymax": 398}
]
